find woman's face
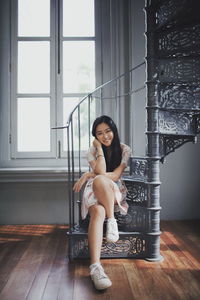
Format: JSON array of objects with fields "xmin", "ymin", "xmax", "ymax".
[{"xmin": 95, "ymin": 122, "xmax": 114, "ymax": 147}]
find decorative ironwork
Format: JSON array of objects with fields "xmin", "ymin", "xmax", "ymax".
[
  {"xmin": 156, "ymin": 0, "xmax": 186, "ymax": 28},
  {"xmin": 116, "ymin": 206, "xmax": 149, "ymax": 232},
  {"xmin": 129, "ymin": 158, "xmax": 148, "ymax": 180},
  {"xmin": 124, "ymin": 181, "xmax": 147, "ymax": 204},
  {"xmin": 158, "ymin": 83, "xmax": 200, "ymax": 110},
  {"xmin": 101, "ymin": 236, "xmax": 146, "ymax": 256},
  {"xmin": 72, "ymin": 237, "xmax": 89, "ymax": 258},
  {"xmin": 159, "ymin": 111, "xmax": 195, "ymax": 134},
  {"xmin": 156, "ymin": 24, "xmax": 200, "ymax": 57},
  {"xmin": 69, "ymin": 234, "xmax": 146, "ymax": 259},
  {"xmin": 159, "ymin": 135, "xmax": 195, "ymax": 159},
  {"xmin": 158, "ymin": 58, "xmax": 200, "ymax": 82}
]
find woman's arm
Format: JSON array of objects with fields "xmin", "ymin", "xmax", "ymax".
[
  {"xmin": 89, "ymin": 162, "xmax": 126, "ymax": 182},
  {"xmin": 73, "ymin": 159, "xmax": 126, "ymax": 193},
  {"xmin": 73, "ymin": 171, "xmax": 96, "ymax": 192},
  {"xmin": 91, "ymin": 139, "xmax": 106, "ymax": 175},
  {"xmin": 90, "ymin": 142, "xmax": 130, "ymax": 180},
  {"xmin": 104, "ymin": 163, "xmax": 126, "ymax": 182}
]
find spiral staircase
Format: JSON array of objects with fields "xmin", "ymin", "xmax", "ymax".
[{"xmin": 56, "ymin": 0, "xmax": 200, "ymax": 261}]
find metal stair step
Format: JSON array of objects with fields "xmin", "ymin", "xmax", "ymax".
[
  {"xmin": 122, "ymin": 177, "xmax": 148, "ymax": 205},
  {"xmin": 128, "ymin": 157, "xmax": 148, "ymax": 181},
  {"xmin": 158, "ymin": 110, "xmax": 197, "ymax": 135},
  {"xmin": 67, "ymin": 230, "xmax": 148, "ymax": 259},
  {"xmin": 68, "ymin": 229, "xmax": 146, "ymax": 236},
  {"xmin": 159, "ymin": 133, "xmax": 196, "ymax": 138},
  {"xmin": 157, "ymin": 82, "xmax": 200, "ymax": 111},
  {"xmin": 155, "ymin": 23, "xmax": 200, "ymax": 58},
  {"xmin": 149, "ymin": 0, "xmax": 200, "ymax": 31},
  {"xmin": 157, "ymin": 57, "xmax": 200, "ymax": 83},
  {"xmin": 122, "ymin": 175, "xmax": 146, "ymax": 184}
]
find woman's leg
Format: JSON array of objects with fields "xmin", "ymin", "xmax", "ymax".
[
  {"xmin": 92, "ymin": 175, "xmax": 116, "ymax": 218},
  {"xmin": 92, "ymin": 175, "xmax": 119, "ymax": 243},
  {"xmin": 88, "ymin": 204, "xmax": 112, "ymax": 290},
  {"xmin": 88, "ymin": 204, "xmax": 105, "ymax": 264}
]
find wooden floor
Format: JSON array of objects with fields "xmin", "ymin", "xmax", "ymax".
[{"xmin": 0, "ymin": 221, "xmax": 199, "ymax": 300}]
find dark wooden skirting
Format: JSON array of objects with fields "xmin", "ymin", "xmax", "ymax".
[{"xmin": 0, "ymin": 221, "xmax": 199, "ymax": 300}]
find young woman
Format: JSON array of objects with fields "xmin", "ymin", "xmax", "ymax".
[{"xmin": 73, "ymin": 115, "xmax": 131, "ymax": 290}]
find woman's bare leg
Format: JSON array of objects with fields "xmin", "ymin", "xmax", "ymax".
[
  {"xmin": 88, "ymin": 204, "xmax": 112, "ymax": 290},
  {"xmin": 88, "ymin": 204, "xmax": 105, "ymax": 264},
  {"xmin": 93, "ymin": 175, "xmax": 116, "ymax": 218},
  {"xmin": 88, "ymin": 175, "xmax": 118, "ymax": 264}
]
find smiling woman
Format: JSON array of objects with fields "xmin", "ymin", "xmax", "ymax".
[{"xmin": 73, "ymin": 115, "xmax": 132, "ymax": 290}]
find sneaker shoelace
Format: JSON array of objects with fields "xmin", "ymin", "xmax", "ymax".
[{"xmin": 92, "ymin": 266, "xmax": 108, "ymax": 280}]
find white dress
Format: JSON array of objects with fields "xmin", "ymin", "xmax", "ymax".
[{"xmin": 81, "ymin": 143, "xmax": 132, "ymax": 219}]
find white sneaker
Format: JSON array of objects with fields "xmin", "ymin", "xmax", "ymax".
[
  {"xmin": 90, "ymin": 264, "xmax": 112, "ymax": 290},
  {"xmin": 106, "ymin": 218, "xmax": 119, "ymax": 243}
]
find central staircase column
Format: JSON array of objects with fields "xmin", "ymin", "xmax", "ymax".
[{"xmin": 145, "ymin": 0, "xmax": 163, "ymax": 261}]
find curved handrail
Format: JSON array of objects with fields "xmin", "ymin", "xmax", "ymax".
[{"xmin": 52, "ymin": 61, "xmax": 145, "ymax": 130}]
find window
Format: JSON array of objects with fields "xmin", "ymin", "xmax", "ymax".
[{"xmin": 10, "ymin": 0, "xmax": 96, "ymax": 166}]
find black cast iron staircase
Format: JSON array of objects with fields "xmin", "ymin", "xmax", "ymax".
[
  {"xmin": 147, "ymin": 0, "xmax": 200, "ymax": 164},
  {"xmin": 61, "ymin": 62, "xmax": 154, "ymax": 261},
  {"xmin": 54, "ymin": 0, "xmax": 200, "ymax": 262}
]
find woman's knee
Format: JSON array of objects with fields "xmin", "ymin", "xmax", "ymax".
[
  {"xmin": 89, "ymin": 204, "xmax": 105, "ymax": 219},
  {"xmin": 93, "ymin": 175, "xmax": 110, "ymax": 191}
]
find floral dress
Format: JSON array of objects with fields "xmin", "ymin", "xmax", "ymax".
[{"xmin": 81, "ymin": 143, "xmax": 132, "ymax": 219}]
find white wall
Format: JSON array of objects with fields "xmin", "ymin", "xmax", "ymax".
[
  {"xmin": 160, "ymin": 141, "xmax": 200, "ymax": 220},
  {"xmin": 0, "ymin": 182, "xmax": 69, "ymax": 224}
]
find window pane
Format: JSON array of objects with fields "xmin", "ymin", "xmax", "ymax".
[
  {"xmin": 63, "ymin": 98, "xmax": 80, "ymax": 125},
  {"xmin": 63, "ymin": 97, "xmax": 79, "ymax": 151},
  {"xmin": 63, "ymin": 0, "xmax": 94, "ymax": 37},
  {"xmin": 17, "ymin": 98, "xmax": 50, "ymax": 151},
  {"xmin": 18, "ymin": 42, "xmax": 50, "ymax": 93},
  {"xmin": 63, "ymin": 97, "xmax": 95, "ymax": 151},
  {"xmin": 63, "ymin": 41, "xmax": 95, "ymax": 93},
  {"xmin": 18, "ymin": 0, "xmax": 50, "ymax": 37}
]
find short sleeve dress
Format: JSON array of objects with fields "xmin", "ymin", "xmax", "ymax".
[{"xmin": 81, "ymin": 143, "xmax": 132, "ymax": 220}]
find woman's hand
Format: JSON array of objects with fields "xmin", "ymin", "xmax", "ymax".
[
  {"xmin": 93, "ymin": 138, "xmax": 102, "ymax": 149},
  {"xmin": 73, "ymin": 173, "xmax": 89, "ymax": 193}
]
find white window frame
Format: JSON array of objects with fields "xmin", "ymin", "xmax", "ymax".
[{"xmin": 9, "ymin": 0, "xmax": 98, "ymax": 167}]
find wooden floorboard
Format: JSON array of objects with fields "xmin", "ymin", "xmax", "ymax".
[{"xmin": 0, "ymin": 221, "xmax": 199, "ymax": 300}]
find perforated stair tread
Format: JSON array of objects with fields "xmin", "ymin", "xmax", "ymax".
[
  {"xmin": 122, "ymin": 175, "xmax": 147, "ymax": 184},
  {"xmin": 160, "ymin": 133, "xmax": 196, "ymax": 138},
  {"xmin": 68, "ymin": 230, "xmax": 146, "ymax": 236}
]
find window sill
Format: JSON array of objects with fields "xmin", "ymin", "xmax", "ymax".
[{"xmin": 0, "ymin": 167, "xmax": 85, "ymax": 183}]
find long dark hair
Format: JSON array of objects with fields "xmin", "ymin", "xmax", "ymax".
[{"xmin": 92, "ymin": 115, "xmax": 122, "ymax": 172}]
